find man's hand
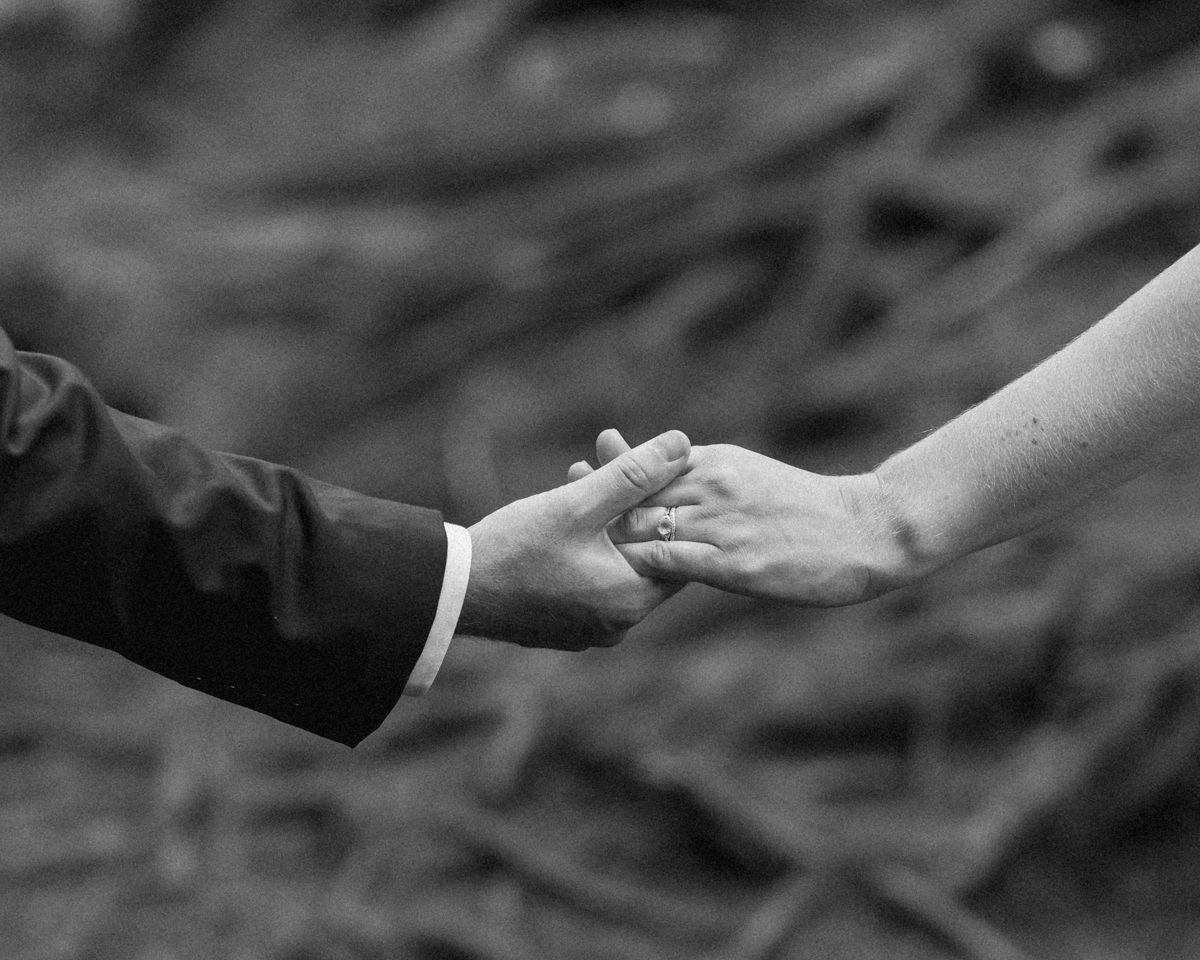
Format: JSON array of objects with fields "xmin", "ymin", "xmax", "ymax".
[{"xmin": 457, "ymin": 430, "xmax": 690, "ymax": 651}]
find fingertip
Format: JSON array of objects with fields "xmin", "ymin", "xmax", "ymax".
[
  {"xmin": 597, "ymin": 428, "xmax": 631, "ymax": 465},
  {"xmin": 567, "ymin": 460, "xmax": 594, "ymax": 483},
  {"xmin": 649, "ymin": 429, "xmax": 689, "ymax": 464}
]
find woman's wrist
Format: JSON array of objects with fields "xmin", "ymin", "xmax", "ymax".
[{"xmin": 842, "ymin": 467, "xmax": 949, "ymax": 597}]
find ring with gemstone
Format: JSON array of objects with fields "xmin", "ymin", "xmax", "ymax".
[{"xmin": 656, "ymin": 506, "xmax": 677, "ymax": 542}]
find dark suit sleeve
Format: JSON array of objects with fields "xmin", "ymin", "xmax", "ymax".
[{"xmin": 0, "ymin": 328, "xmax": 447, "ymax": 747}]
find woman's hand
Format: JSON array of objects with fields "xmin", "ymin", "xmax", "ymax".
[{"xmin": 568, "ymin": 431, "xmax": 918, "ymax": 606}]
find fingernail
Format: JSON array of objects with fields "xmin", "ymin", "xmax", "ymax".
[{"xmin": 650, "ymin": 430, "xmax": 689, "ymax": 463}]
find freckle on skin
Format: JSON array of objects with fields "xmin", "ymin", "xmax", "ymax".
[{"xmin": 1031, "ymin": 438, "xmax": 1039, "ymax": 445}]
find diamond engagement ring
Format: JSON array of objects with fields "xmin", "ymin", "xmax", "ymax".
[{"xmin": 656, "ymin": 506, "xmax": 677, "ymax": 542}]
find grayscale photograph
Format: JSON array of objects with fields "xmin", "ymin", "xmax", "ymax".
[{"xmin": 2, "ymin": 0, "xmax": 1200, "ymax": 956}]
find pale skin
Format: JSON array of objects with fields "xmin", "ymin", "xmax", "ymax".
[{"xmin": 568, "ymin": 242, "xmax": 1200, "ymax": 604}]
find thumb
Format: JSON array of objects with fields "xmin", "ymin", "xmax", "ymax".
[{"xmin": 570, "ymin": 430, "xmax": 689, "ymax": 524}]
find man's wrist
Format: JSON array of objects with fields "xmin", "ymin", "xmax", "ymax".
[
  {"xmin": 456, "ymin": 515, "xmax": 604, "ymax": 651},
  {"xmin": 457, "ymin": 519, "xmax": 521, "ymax": 643},
  {"xmin": 456, "ymin": 583, "xmax": 497, "ymax": 639}
]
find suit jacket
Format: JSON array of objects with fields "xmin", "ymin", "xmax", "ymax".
[{"xmin": 0, "ymin": 328, "xmax": 447, "ymax": 747}]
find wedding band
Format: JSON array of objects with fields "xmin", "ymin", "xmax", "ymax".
[{"xmin": 656, "ymin": 506, "xmax": 677, "ymax": 542}]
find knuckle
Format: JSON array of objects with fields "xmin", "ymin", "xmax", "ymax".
[
  {"xmin": 704, "ymin": 466, "xmax": 733, "ymax": 499},
  {"xmin": 615, "ymin": 454, "xmax": 656, "ymax": 494},
  {"xmin": 725, "ymin": 544, "xmax": 768, "ymax": 594},
  {"xmin": 647, "ymin": 539, "xmax": 673, "ymax": 571},
  {"xmin": 610, "ymin": 509, "xmax": 638, "ymax": 541}
]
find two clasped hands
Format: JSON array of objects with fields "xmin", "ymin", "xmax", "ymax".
[
  {"xmin": 459, "ymin": 239, "xmax": 1200, "ymax": 654},
  {"xmin": 458, "ymin": 426, "xmax": 908, "ymax": 652}
]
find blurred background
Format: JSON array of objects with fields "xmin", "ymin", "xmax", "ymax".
[{"xmin": 3, "ymin": 0, "xmax": 1200, "ymax": 956}]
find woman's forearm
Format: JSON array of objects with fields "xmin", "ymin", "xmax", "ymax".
[
  {"xmin": 874, "ymin": 243, "xmax": 1200, "ymax": 578},
  {"xmin": 593, "ymin": 245, "xmax": 1200, "ymax": 607}
]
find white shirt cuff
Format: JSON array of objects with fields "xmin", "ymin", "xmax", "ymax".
[{"xmin": 403, "ymin": 522, "xmax": 471, "ymax": 696}]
